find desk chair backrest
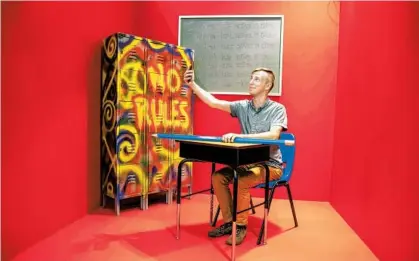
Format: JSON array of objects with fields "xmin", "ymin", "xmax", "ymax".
[{"xmin": 279, "ymin": 132, "xmax": 296, "ymax": 182}]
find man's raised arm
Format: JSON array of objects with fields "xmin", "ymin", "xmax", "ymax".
[{"xmin": 184, "ymin": 69, "xmax": 231, "ymax": 113}]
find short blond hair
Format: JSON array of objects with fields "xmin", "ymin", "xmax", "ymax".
[{"xmin": 252, "ymin": 67, "xmax": 275, "ymax": 92}]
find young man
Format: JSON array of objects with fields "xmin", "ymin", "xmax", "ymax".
[{"xmin": 183, "ymin": 67, "xmax": 288, "ymax": 245}]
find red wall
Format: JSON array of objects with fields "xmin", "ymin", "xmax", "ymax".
[
  {"xmin": 139, "ymin": 1, "xmax": 340, "ymax": 201},
  {"xmin": 2, "ymin": 1, "xmax": 418, "ymax": 261},
  {"xmin": 2, "ymin": 2, "xmax": 339, "ymax": 260},
  {"xmin": 332, "ymin": 2, "xmax": 419, "ymax": 261},
  {"xmin": 1, "ymin": 2, "xmax": 146, "ymax": 260},
  {"xmin": 2, "ymin": 2, "xmax": 339, "ymax": 259}
]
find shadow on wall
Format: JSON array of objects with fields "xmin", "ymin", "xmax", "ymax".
[{"xmin": 87, "ymin": 39, "xmax": 102, "ymax": 213}]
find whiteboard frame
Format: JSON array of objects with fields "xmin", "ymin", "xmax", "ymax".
[{"xmin": 178, "ymin": 15, "xmax": 284, "ymax": 96}]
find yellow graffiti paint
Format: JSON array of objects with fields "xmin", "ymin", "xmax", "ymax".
[
  {"xmin": 146, "ymin": 97, "xmax": 190, "ymax": 131},
  {"xmin": 147, "ymin": 39, "xmax": 166, "ymax": 50},
  {"xmin": 171, "ymin": 100, "xmax": 180, "ymax": 128},
  {"xmin": 117, "ymin": 125, "xmax": 139, "ymax": 163},
  {"xmin": 102, "ymin": 65, "xmax": 117, "ymax": 104},
  {"xmin": 107, "ymin": 182, "xmax": 114, "ymax": 196},
  {"xmin": 177, "ymin": 47, "xmax": 192, "ymax": 68},
  {"xmin": 134, "ymin": 96, "xmax": 152, "ymax": 129},
  {"xmin": 118, "ymin": 62, "xmax": 147, "ymax": 109},
  {"xmin": 120, "ymin": 38, "xmax": 142, "ymax": 61},
  {"xmin": 105, "ymin": 35, "xmax": 117, "ymax": 59},
  {"xmin": 102, "ymin": 137, "xmax": 117, "ymax": 174},
  {"xmin": 167, "ymin": 68, "xmax": 181, "ymax": 93},
  {"xmin": 152, "ymin": 141, "xmax": 179, "ymax": 162},
  {"xmin": 147, "ymin": 64, "xmax": 167, "ymax": 93},
  {"xmin": 178, "ymin": 101, "xmax": 190, "ymax": 129},
  {"xmin": 102, "ymin": 100, "xmax": 116, "ymax": 132},
  {"xmin": 119, "ymin": 164, "xmax": 149, "ymax": 196}
]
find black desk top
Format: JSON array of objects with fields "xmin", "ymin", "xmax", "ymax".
[{"xmin": 178, "ymin": 140, "xmax": 271, "ymax": 168}]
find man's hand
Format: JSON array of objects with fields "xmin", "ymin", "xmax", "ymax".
[
  {"xmin": 183, "ymin": 68, "xmax": 194, "ymax": 85},
  {"xmin": 222, "ymin": 133, "xmax": 242, "ymax": 143},
  {"xmin": 182, "ymin": 69, "xmax": 232, "ymax": 113}
]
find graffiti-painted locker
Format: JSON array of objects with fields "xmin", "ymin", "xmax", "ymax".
[{"xmin": 100, "ymin": 33, "xmax": 194, "ymax": 215}]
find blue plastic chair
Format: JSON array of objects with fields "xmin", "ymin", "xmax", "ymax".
[{"xmin": 210, "ymin": 132, "xmax": 298, "ymax": 245}]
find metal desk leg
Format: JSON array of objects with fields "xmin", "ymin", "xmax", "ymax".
[
  {"xmin": 231, "ymin": 169, "xmax": 238, "ymax": 261},
  {"xmin": 176, "ymin": 158, "xmax": 204, "ymax": 239},
  {"xmin": 176, "ymin": 159, "xmax": 188, "ymax": 239},
  {"xmin": 263, "ymin": 164, "xmax": 270, "ymax": 244},
  {"xmin": 210, "ymin": 162, "xmax": 215, "ymax": 225}
]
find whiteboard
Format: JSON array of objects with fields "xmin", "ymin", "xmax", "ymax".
[{"xmin": 178, "ymin": 15, "xmax": 284, "ymax": 96}]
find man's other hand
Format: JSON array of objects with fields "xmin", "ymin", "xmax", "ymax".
[{"xmin": 222, "ymin": 133, "xmax": 242, "ymax": 143}]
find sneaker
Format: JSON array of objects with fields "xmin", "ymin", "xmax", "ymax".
[
  {"xmin": 208, "ymin": 222, "xmax": 232, "ymax": 237},
  {"xmin": 225, "ymin": 225, "xmax": 247, "ymax": 245}
]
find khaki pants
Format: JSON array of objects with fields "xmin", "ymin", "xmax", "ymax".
[{"xmin": 212, "ymin": 164, "xmax": 283, "ymax": 226}]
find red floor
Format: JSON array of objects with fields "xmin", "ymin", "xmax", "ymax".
[{"xmin": 11, "ymin": 194, "xmax": 378, "ymax": 261}]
